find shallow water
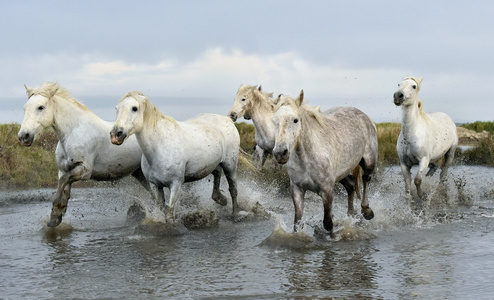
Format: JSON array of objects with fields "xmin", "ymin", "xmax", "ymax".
[{"xmin": 1, "ymin": 166, "xmax": 494, "ymax": 299}]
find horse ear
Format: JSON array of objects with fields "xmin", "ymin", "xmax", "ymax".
[
  {"xmin": 24, "ymin": 84, "xmax": 32, "ymax": 93},
  {"xmin": 274, "ymin": 94, "xmax": 283, "ymax": 105},
  {"xmin": 295, "ymin": 90, "xmax": 304, "ymax": 106},
  {"xmin": 258, "ymin": 85, "xmax": 262, "ymax": 92},
  {"xmin": 48, "ymin": 87, "xmax": 59, "ymax": 99},
  {"xmin": 417, "ymin": 77, "xmax": 424, "ymax": 86}
]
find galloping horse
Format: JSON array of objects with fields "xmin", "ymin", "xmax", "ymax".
[
  {"xmin": 18, "ymin": 82, "xmax": 148, "ymax": 227},
  {"xmin": 393, "ymin": 76, "xmax": 458, "ymax": 198},
  {"xmin": 228, "ymin": 85, "xmax": 277, "ymax": 168},
  {"xmin": 110, "ymin": 91, "xmax": 240, "ymax": 222},
  {"xmin": 272, "ymin": 91, "xmax": 378, "ymax": 234}
]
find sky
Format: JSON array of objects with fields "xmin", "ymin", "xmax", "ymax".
[{"xmin": 1, "ymin": 0, "xmax": 493, "ymax": 124}]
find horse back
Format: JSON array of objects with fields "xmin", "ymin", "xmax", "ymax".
[{"xmin": 295, "ymin": 106, "xmax": 376, "ymax": 184}]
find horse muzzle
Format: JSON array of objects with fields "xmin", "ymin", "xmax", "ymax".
[
  {"xmin": 18, "ymin": 132, "xmax": 34, "ymax": 147},
  {"xmin": 110, "ymin": 128, "xmax": 127, "ymax": 145},
  {"xmin": 393, "ymin": 91, "xmax": 404, "ymax": 106},
  {"xmin": 273, "ymin": 147, "xmax": 290, "ymax": 165},
  {"xmin": 229, "ymin": 112, "xmax": 238, "ymax": 122}
]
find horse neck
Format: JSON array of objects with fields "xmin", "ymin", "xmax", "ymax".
[
  {"xmin": 136, "ymin": 112, "xmax": 178, "ymax": 155},
  {"xmin": 400, "ymin": 98, "xmax": 429, "ymax": 134},
  {"xmin": 250, "ymin": 102, "xmax": 276, "ymax": 149},
  {"xmin": 294, "ymin": 113, "xmax": 324, "ymax": 160},
  {"xmin": 51, "ymin": 96, "xmax": 98, "ymax": 142}
]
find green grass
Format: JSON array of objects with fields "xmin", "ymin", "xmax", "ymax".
[
  {"xmin": 0, "ymin": 123, "xmax": 58, "ymax": 188},
  {"xmin": 376, "ymin": 122, "xmax": 401, "ymax": 166},
  {"xmin": 461, "ymin": 121, "xmax": 494, "ymax": 134}
]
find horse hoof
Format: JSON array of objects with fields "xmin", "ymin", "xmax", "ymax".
[
  {"xmin": 362, "ymin": 207, "xmax": 374, "ymax": 220},
  {"xmin": 233, "ymin": 210, "xmax": 249, "ymax": 222},
  {"xmin": 212, "ymin": 195, "xmax": 228, "ymax": 206},
  {"xmin": 47, "ymin": 215, "xmax": 62, "ymax": 227}
]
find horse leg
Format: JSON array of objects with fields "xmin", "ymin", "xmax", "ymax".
[
  {"xmin": 320, "ymin": 187, "xmax": 334, "ymax": 234},
  {"xmin": 399, "ymin": 161, "xmax": 413, "ymax": 197},
  {"xmin": 48, "ymin": 162, "xmax": 86, "ymax": 227},
  {"xmin": 440, "ymin": 146, "xmax": 456, "ymax": 181},
  {"xmin": 360, "ymin": 172, "xmax": 375, "ymax": 220},
  {"xmin": 131, "ymin": 167, "xmax": 150, "ymax": 191},
  {"xmin": 415, "ymin": 158, "xmax": 430, "ymax": 199},
  {"xmin": 290, "ymin": 181, "xmax": 305, "ymax": 232},
  {"xmin": 359, "ymin": 158, "xmax": 375, "ymax": 220},
  {"xmin": 339, "ymin": 175, "xmax": 356, "ymax": 216},
  {"xmin": 260, "ymin": 149, "xmax": 269, "ymax": 169},
  {"xmin": 426, "ymin": 162, "xmax": 438, "ymax": 177},
  {"xmin": 211, "ymin": 167, "xmax": 228, "ymax": 206},
  {"xmin": 221, "ymin": 163, "xmax": 239, "ymax": 216},
  {"xmin": 148, "ymin": 182, "xmax": 165, "ymax": 210},
  {"xmin": 166, "ymin": 181, "xmax": 182, "ymax": 222}
]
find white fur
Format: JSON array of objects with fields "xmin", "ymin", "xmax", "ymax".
[
  {"xmin": 228, "ymin": 85, "xmax": 277, "ymax": 168},
  {"xmin": 18, "ymin": 82, "xmax": 146, "ymax": 227},
  {"xmin": 394, "ymin": 77, "xmax": 458, "ymax": 198},
  {"xmin": 111, "ymin": 91, "xmax": 240, "ymax": 222}
]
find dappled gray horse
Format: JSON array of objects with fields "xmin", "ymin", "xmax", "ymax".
[{"xmin": 272, "ymin": 91, "xmax": 378, "ymax": 234}]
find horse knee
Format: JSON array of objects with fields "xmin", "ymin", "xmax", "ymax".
[{"xmin": 414, "ymin": 176, "xmax": 422, "ymax": 187}]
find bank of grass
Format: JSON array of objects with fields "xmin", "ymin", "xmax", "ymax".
[
  {"xmin": 0, "ymin": 123, "xmax": 58, "ymax": 188},
  {"xmin": 1, "ymin": 122, "xmax": 493, "ymax": 188},
  {"xmin": 376, "ymin": 123, "xmax": 401, "ymax": 166},
  {"xmin": 461, "ymin": 121, "xmax": 494, "ymax": 134}
]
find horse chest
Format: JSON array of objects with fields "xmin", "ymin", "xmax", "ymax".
[{"xmin": 287, "ymin": 160, "xmax": 326, "ymax": 193}]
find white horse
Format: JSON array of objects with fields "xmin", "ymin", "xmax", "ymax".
[
  {"xmin": 393, "ymin": 76, "xmax": 458, "ymax": 198},
  {"xmin": 228, "ymin": 85, "xmax": 277, "ymax": 168},
  {"xmin": 110, "ymin": 91, "xmax": 240, "ymax": 222},
  {"xmin": 272, "ymin": 91, "xmax": 378, "ymax": 234},
  {"xmin": 18, "ymin": 82, "xmax": 148, "ymax": 227}
]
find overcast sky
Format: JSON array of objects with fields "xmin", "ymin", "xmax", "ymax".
[{"xmin": 1, "ymin": 0, "xmax": 493, "ymax": 123}]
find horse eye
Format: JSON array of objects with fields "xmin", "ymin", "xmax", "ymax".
[
  {"xmin": 412, "ymin": 85, "xmax": 417, "ymax": 89},
  {"xmin": 38, "ymin": 105, "xmax": 45, "ymax": 111},
  {"xmin": 294, "ymin": 118, "xmax": 299, "ymax": 124},
  {"xmin": 132, "ymin": 106, "xmax": 138, "ymax": 112},
  {"xmin": 241, "ymin": 98, "xmax": 246, "ymax": 102}
]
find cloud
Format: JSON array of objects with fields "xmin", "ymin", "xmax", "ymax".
[{"xmin": 3, "ymin": 48, "xmax": 493, "ymax": 123}]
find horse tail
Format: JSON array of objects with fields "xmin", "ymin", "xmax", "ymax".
[
  {"xmin": 353, "ymin": 165, "xmax": 362, "ymax": 200},
  {"xmin": 238, "ymin": 148, "xmax": 258, "ymax": 172}
]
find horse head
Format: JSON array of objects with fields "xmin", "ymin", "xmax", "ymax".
[
  {"xmin": 393, "ymin": 76, "xmax": 423, "ymax": 106},
  {"xmin": 228, "ymin": 85, "xmax": 259, "ymax": 121},
  {"xmin": 272, "ymin": 90, "xmax": 304, "ymax": 164},
  {"xmin": 228, "ymin": 85, "xmax": 275, "ymax": 121},
  {"xmin": 18, "ymin": 83, "xmax": 59, "ymax": 146},
  {"xmin": 111, "ymin": 91, "xmax": 146, "ymax": 145}
]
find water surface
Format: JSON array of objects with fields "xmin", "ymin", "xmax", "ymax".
[{"xmin": 1, "ymin": 166, "xmax": 493, "ymax": 299}]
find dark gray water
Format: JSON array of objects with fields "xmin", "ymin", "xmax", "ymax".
[{"xmin": 1, "ymin": 166, "xmax": 493, "ymax": 299}]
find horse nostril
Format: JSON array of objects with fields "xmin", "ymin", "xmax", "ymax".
[
  {"xmin": 283, "ymin": 149, "xmax": 288, "ymax": 156},
  {"xmin": 21, "ymin": 133, "xmax": 30, "ymax": 141},
  {"xmin": 116, "ymin": 131, "xmax": 123, "ymax": 138}
]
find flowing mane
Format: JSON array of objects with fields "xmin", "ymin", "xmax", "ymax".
[
  {"xmin": 27, "ymin": 81, "xmax": 90, "ymax": 111},
  {"xmin": 275, "ymin": 95, "xmax": 326, "ymax": 128},
  {"xmin": 119, "ymin": 91, "xmax": 177, "ymax": 127},
  {"xmin": 240, "ymin": 85, "xmax": 275, "ymax": 111},
  {"xmin": 417, "ymin": 100, "xmax": 428, "ymax": 119}
]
